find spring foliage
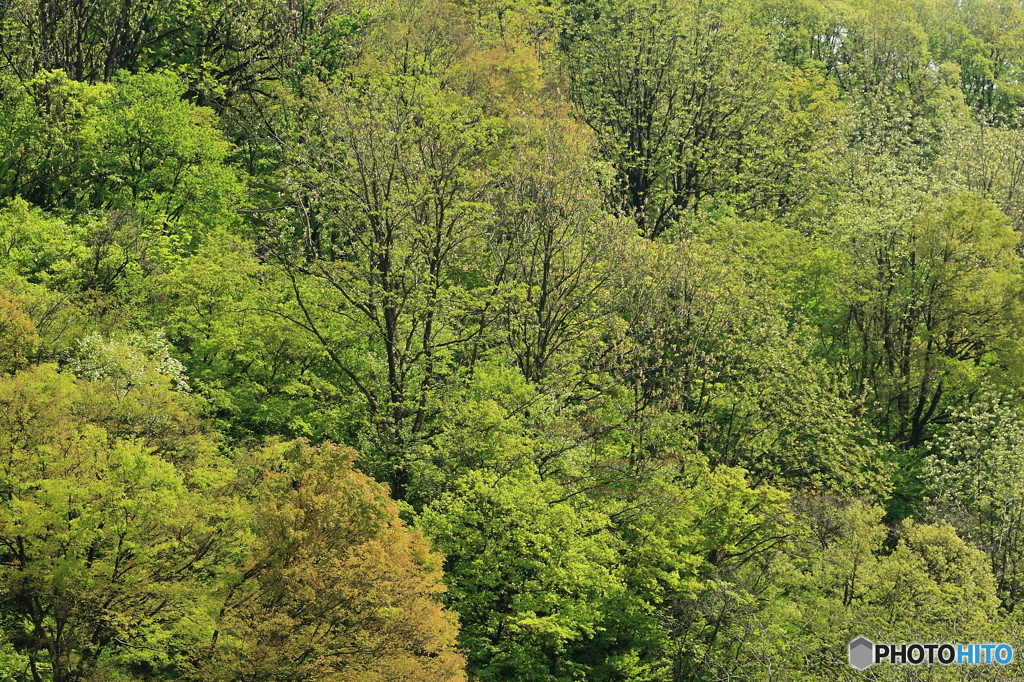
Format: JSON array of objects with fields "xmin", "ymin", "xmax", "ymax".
[{"xmin": 4, "ymin": 0, "xmax": 1024, "ymax": 680}]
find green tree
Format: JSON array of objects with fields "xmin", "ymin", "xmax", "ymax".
[
  {"xmin": 0, "ymin": 347, "xmax": 468, "ymax": 681},
  {"xmin": 0, "ymin": 293, "xmax": 38, "ymax": 374},
  {"xmin": 651, "ymin": 467, "xmax": 790, "ymax": 682},
  {"xmin": 832, "ymin": 192, "xmax": 1024, "ymax": 449},
  {"xmin": 262, "ymin": 75, "xmax": 500, "ymax": 493},
  {"xmin": 787, "ymin": 502, "xmax": 1001, "ymax": 680},
  {"xmin": 487, "ymin": 117, "xmax": 624, "ymax": 385},
  {"xmin": 149, "ymin": 234, "xmax": 354, "ymax": 445},
  {"xmin": 927, "ymin": 0, "xmax": 1024, "ymax": 119},
  {"xmin": 0, "ymin": 71, "xmax": 108, "ymax": 208},
  {"xmin": 926, "ymin": 391, "xmax": 1024, "ymax": 610},
  {"xmin": 0, "ymin": 363, "xmax": 229, "ymax": 682},
  {"xmin": 596, "ymin": 235, "xmax": 887, "ymax": 497},
  {"xmin": 0, "ymin": 71, "xmax": 241, "ymax": 234},
  {"xmin": 418, "ymin": 469, "xmax": 624, "ymax": 682},
  {"xmin": 0, "ymin": 0, "xmax": 368, "ymax": 102},
  {"xmin": 559, "ymin": 0, "xmax": 839, "ymax": 234}
]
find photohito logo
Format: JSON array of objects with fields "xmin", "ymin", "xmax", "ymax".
[{"xmin": 849, "ymin": 637, "xmax": 1014, "ymax": 670}]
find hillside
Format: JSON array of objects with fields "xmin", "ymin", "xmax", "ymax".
[{"xmin": 1, "ymin": 0, "xmax": 1024, "ymax": 679}]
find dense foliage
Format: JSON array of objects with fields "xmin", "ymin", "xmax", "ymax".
[{"xmin": 3, "ymin": 0, "xmax": 1024, "ymax": 679}]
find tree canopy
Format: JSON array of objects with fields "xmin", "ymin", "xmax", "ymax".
[{"xmin": 4, "ymin": 0, "xmax": 1024, "ymax": 680}]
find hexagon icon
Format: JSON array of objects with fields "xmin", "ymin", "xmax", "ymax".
[{"xmin": 849, "ymin": 637, "xmax": 875, "ymax": 670}]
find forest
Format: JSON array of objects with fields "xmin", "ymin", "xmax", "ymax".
[{"xmin": 2, "ymin": 0, "xmax": 1024, "ymax": 679}]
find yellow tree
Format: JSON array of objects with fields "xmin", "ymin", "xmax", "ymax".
[{"xmin": 194, "ymin": 440, "xmax": 467, "ymax": 682}]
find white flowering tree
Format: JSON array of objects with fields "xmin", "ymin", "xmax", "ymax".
[{"xmin": 925, "ymin": 392, "xmax": 1024, "ymax": 610}]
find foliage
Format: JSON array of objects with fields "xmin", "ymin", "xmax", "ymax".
[
  {"xmin": 3, "ymin": 0, "xmax": 1024, "ymax": 679},
  {"xmin": 831, "ymin": 192, "xmax": 1024, "ymax": 449},
  {"xmin": 0, "ymin": 364, "xmax": 227, "ymax": 681},
  {"xmin": 192, "ymin": 440, "xmax": 466, "ymax": 682},
  {"xmin": 926, "ymin": 391, "xmax": 1024, "ymax": 611},
  {"xmin": 560, "ymin": 0, "xmax": 841, "ymax": 233},
  {"xmin": 419, "ymin": 470, "xmax": 620, "ymax": 682}
]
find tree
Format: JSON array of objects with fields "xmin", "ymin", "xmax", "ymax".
[
  {"xmin": 832, "ymin": 192, "xmax": 1024, "ymax": 449},
  {"xmin": 0, "ymin": 360, "xmax": 467, "ymax": 681},
  {"xmin": 559, "ymin": 0, "xmax": 839, "ymax": 234},
  {"xmin": 794, "ymin": 503, "xmax": 1001, "ymax": 680},
  {"xmin": 0, "ymin": 71, "xmax": 241, "ymax": 229},
  {"xmin": 926, "ymin": 391, "xmax": 1024, "ymax": 611},
  {"xmin": 78, "ymin": 73, "xmax": 241, "ymax": 236},
  {"xmin": 418, "ymin": 469, "xmax": 624, "ymax": 682},
  {"xmin": 0, "ymin": 363, "xmax": 227, "ymax": 682},
  {"xmin": 149, "ymin": 234, "xmax": 354, "ymax": 445},
  {"xmin": 0, "ymin": 71, "xmax": 243, "ymax": 313},
  {"xmin": 487, "ymin": 117, "xmax": 624, "ymax": 385},
  {"xmin": 594, "ymin": 235, "xmax": 887, "ymax": 497},
  {"xmin": 194, "ymin": 439, "xmax": 466, "ymax": 682},
  {"xmin": 652, "ymin": 467, "xmax": 791, "ymax": 682},
  {"xmin": 934, "ymin": 113, "xmax": 1024, "ymax": 230},
  {"xmin": 0, "ymin": 0, "xmax": 368, "ymax": 102},
  {"xmin": 263, "ymin": 75, "xmax": 500, "ymax": 493},
  {"xmin": 0, "ymin": 292, "xmax": 38, "ymax": 374},
  {"xmin": 674, "ymin": 500, "xmax": 1004, "ymax": 682},
  {"xmin": 0, "ymin": 71, "xmax": 108, "ymax": 209},
  {"xmin": 927, "ymin": 0, "xmax": 1024, "ymax": 120},
  {"xmin": 0, "ymin": 308, "xmax": 467, "ymax": 681}
]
